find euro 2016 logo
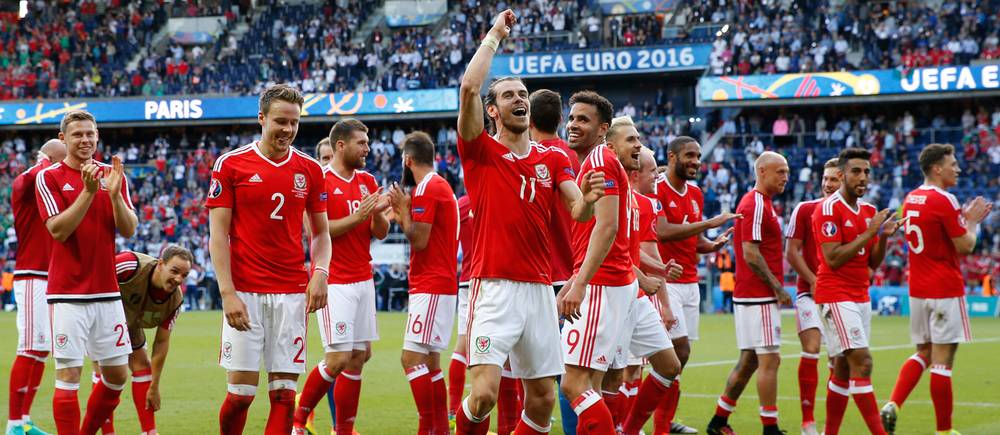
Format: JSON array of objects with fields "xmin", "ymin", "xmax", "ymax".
[
  {"xmin": 208, "ymin": 178, "xmax": 222, "ymax": 198},
  {"xmin": 822, "ymin": 221, "xmax": 838, "ymax": 237}
]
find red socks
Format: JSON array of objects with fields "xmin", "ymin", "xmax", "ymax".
[
  {"xmin": 623, "ymin": 370, "xmax": 674, "ymax": 435},
  {"xmin": 406, "ymin": 364, "xmax": 435, "ymax": 434},
  {"xmin": 889, "ymin": 353, "xmax": 927, "ymax": 407},
  {"xmin": 53, "ymin": 381, "xmax": 81, "ymax": 435},
  {"xmin": 930, "ymin": 364, "xmax": 954, "ymax": 432},
  {"xmin": 497, "ymin": 373, "xmax": 521, "ymax": 435},
  {"xmin": 653, "ymin": 377, "xmax": 681, "ymax": 434},
  {"xmin": 265, "ymin": 380, "xmax": 296, "ymax": 435},
  {"xmin": 513, "ymin": 410, "xmax": 551, "ymax": 434},
  {"xmin": 8, "ymin": 355, "xmax": 32, "ymax": 422},
  {"xmin": 849, "ymin": 378, "xmax": 887, "ymax": 435},
  {"xmin": 294, "ymin": 363, "xmax": 337, "ymax": 427},
  {"xmin": 823, "ymin": 377, "xmax": 850, "ymax": 435},
  {"xmin": 219, "ymin": 384, "xmax": 255, "ymax": 435},
  {"xmin": 131, "ymin": 369, "xmax": 156, "ymax": 433},
  {"xmin": 430, "ymin": 370, "xmax": 449, "ymax": 434},
  {"xmin": 448, "ymin": 353, "xmax": 467, "ymax": 417},
  {"xmin": 81, "ymin": 377, "xmax": 125, "ymax": 435},
  {"xmin": 456, "ymin": 397, "xmax": 491, "ymax": 435},
  {"xmin": 715, "ymin": 395, "xmax": 736, "ymax": 418},
  {"xmin": 571, "ymin": 389, "xmax": 615, "ymax": 434},
  {"xmin": 759, "ymin": 405, "xmax": 778, "ymax": 427},
  {"xmin": 798, "ymin": 353, "xmax": 819, "ymax": 424},
  {"xmin": 601, "ymin": 390, "xmax": 622, "ymax": 430},
  {"xmin": 334, "ymin": 371, "xmax": 362, "ymax": 435}
]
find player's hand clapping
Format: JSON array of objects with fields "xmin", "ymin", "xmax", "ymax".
[
  {"xmin": 387, "ymin": 183, "xmax": 411, "ymax": 217},
  {"xmin": 104, "ymin": 155, "xmax": 125, "ymax": 197},
  {"xmin": 81, "ymin": 161, "xmax": 101, "ymax": 193},
  {"xmin": 580, "ymin": 170, "xmax": 606, "ymax": 204},
  {"xmin": 962, "ymin": 196, "xmax": 993, "ymax": 225},
  {"xmin": 221, "ymin": 291, "xmax": 251, "ymax": 331}
]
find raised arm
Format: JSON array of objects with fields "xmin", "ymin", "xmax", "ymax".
[
  {"xmin": 655, "ymin": 211, "xmax": 740, "ymax": 242},
  {"xmin": 458, "ymin": 10, "xmax": 514, "ymax": 141}
]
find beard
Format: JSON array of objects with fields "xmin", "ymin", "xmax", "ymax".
[
  {"xmin": 403, "ymin": 165, "xmax": 416, "ymax": 187},
  {"xmin": 674, "ymin": 164, "xmax": 694, "ymax": 181}
]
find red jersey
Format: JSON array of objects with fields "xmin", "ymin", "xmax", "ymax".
[
  {"xmin": 630, "ymin": 190, "xmax": 660, "ymax": 268},
  {"xmin": 408, "ymin": 172, "xmax": 459, "ymax": 295},
  {"xmin": 785, "ymin": 198, "xmax": 824, "ymax": 294},
  {"xmin": 35, "ymin": 161, "xmax": 134, "ymax": 302},
  {"xmin": 540, "ymin": 137, "xmax": 580, "ymax": 285},
  {"xmin": 812, "ymin": 191, "xmax": 878, "ymax": 303},
  {"xmin": 572, "ymin": 145, "xmax": 635, "ymax": 287},
  {"xmin": 205, "ymin": 143, "xmax": 327, "ymax": 294},
  {"xmin": 457, "ymin": 130, "xmax": 574, "ymax": 284},
  {"xmin": 654, "ymin": 176, "xmax": 704, "ymax": 283},
  {"xmin": 12, "ymin": 158, "xmax": 53, "ymax": 278},
  {"xmin": 324, "ymin": 167, "xmax": 379, "ymax": 284},
  {"xmin": 457, "ymin": 195, "xmax": 474, "ymax": 284},
  {"xmin": 733, "ymin": 189, "xmax": 783, "ymax": 302},
  {"xmin": 902, "ymin": 185, "xmax": 967, "ymax": 298}
]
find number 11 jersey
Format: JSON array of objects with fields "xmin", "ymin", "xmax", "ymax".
[{"xmin": 205, "ymin": 142, "xmax": 327, "ymax": 294}]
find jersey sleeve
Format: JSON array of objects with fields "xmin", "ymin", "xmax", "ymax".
[
  {"xmin": 642, "ymin": 200, "xmax": 661, "ymax": 242},
  {"xmin": 115, "ymin": 251, "xmax": 140, "ymax": 282},
  {"xmin": 34, "ymin": 169, "xmax": 66, "ymax": 220},
  {"xmin": 411, "ymin": 182, "xmax": 439, "ymax": 224},
  {"xmin": 550, "ymin": 149, "xmax": 576, "ymax": 185},
  {"xmin": 785, "ymin": 202, "xmax": 809, "ymax": 239},
  {"xmin": 740, "ymin": 193, "xmax": 764, "ymax": 242},
  {"xmin": 937, "ymin": 194, "xmax": 968, "ymax": 238},
  {"xmin": 585, "ymin": 148, "xmax": 620, "ymax": 196},
  {"xmin": 306, "ymin": 161, "xmax": 328, "ymax": 214},
  {"xmin": 205, "ymin": 159, "xmax": 235, "ymax": 209},
  {"xmin": 456, "ymin": 130, "xmax": 491, "ymax": 164},
  {"xmin": 813, "ymin": 206, "xmax": 843, "ymax": 246}
]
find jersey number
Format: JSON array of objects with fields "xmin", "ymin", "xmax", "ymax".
[
  {"xmin": 904, "ymin": 210, "xmax": 924, "ymax": 254},
  {"xmin": 293, "ymin": 336, "xmax": 305, "ymax": 364},
  {"xmin": 566, "ymin": 329, "xmax": 580, "ymax": 355},
  {"xmin": 114, "ymin": 324, "xmax": 127, "ymax": 347},
  {"xmin": 270, "ymin": 193, "xmax": 285, "ymax": 220},
  {"xmin": 519, "ymin": 175, "xmax": 537, "ymax": 203},
  {"xmin": 347, "ymin": 199, "xmax": 362, "ymax": 215},
  {"xmin": 408, "ymin": 313, "xmax": 424, "ymax": 335}
]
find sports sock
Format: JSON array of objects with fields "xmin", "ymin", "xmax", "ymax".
[
  {"xmin": 571, "ymin": 389, "xmax": 615, "ymax": 434},
  {"xmin": 333, "ymin": 370, "xmax": 362, "ymax": 435},
  {"xmin": 653, "ymin": 376, "xmax": 680, "ymax": 433},
  {"xmin": 265, "ymin": 380, "xmax": 296, "ymax": 435},
  {"xmin": 623, "ymin": 370, "xmax": 674, "ymax": 435},
  {"xmin": 81, "ymin": 377, "xmax": 125, "ymax": 435},
  {"xmin": 219, "ymin": 384, "xmax": 255, "ymax": 435},
  {"xmin": 850, "ymin": 377, "xmax": 887, "ymax": 435},
  {"xmin": 455, "ymin": 396, "xmax": 490, "ymax": 435},
  {"xmin": 497, "ymin": 373, "xmax": 520, "ymax": 435},
  {"xmin": 294, "ymin": 363, "xmax": 337, "ymax": 427},
  {"xmin": 131, "ymin": 369, "xmax": 156, "ymax": 433},
  {"xmin": 405, "ymin": 364, "xmax": 435, "ymax": 434},
  {"xmin": 22, "ymin": 353, "xmax": 47, "ymax": 420},
  {"xmin": 930, "ymin": 364, "xmax": 954, "ymax": 432},
  {"xmin": 759, "ymin": 405, "xmax": 778, "ymax": 427},
  {"xmin": 889, "ymin": 353, "xmax": 928, "ymax": 408},
  {"xmin": 823, "ymin": 377, "xmax": 849, "ymax": 435},
  {"xmin": 8, "ymin": 355, "xmax": 32, "ymax": 423},
  {"xmin": 714, "ymin": 395, "xmax": 736, "ymax": 419},
  {"xmin": 430, "ymin": 370, "xmax": 449, "ymax": 434},
  {"xmin": 53, "ymin": 381, "xmax": 81, "ymax": 435},
  {"xmin": 600, "ymin": 390, "xmax": 622, "ymax": 429},
  {"xmin": 798, "ymin": 353, "xmax": 820, "ymax": 424},
  {"xmin": 448, "ymin": 353, "xmax": 467, "ymax": 416},
  {"xmin": 513, "ymin": 410, "xmax": 551, "ymax": 434}
]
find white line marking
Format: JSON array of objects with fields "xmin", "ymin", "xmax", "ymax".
[
  {"xmin": 685, "ymin": 337, "xmax": 1000, "ymax": 368},
  {"xmin": 676, "ymin": 392, "xmax": 1000, "ymax": 408}
]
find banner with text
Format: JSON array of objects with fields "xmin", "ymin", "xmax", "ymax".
[
  {"xmin": 599, "ymin": 0, "xmax": 679, "ymax": 14},
  {"xmin": 491, "ymin": 44, "xmax": 710, "ymax": 78},
  {"xmin": 0, "ymin": 88, "xmax": 459, "ymax": 126},
  {"xmin": 699, "ymin": 65, "xmax": 1000, "ymax": 102}
]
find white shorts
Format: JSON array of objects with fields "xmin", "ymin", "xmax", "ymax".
[
  {"xmin": 468, "ymin": 279, "xmax": 563, "ymax": 379},
  {"xmin": 14, "ymin": 279, "xmax": 50, "ymax": 353},
  {"xmin": 220, "ymin": 291, "xmax": 306, "ymax": 374},
  {"xmin": 403, "ymin": 293, "xmax": 457, "ymax": 354},
  {"xmin": 613, "ymin": 295, "xmax": 673, "ymax": 369},
  {"xmin": 795, "ymin": 294, "xmax": 823, "ymax": 334},
  {"xmin": 562, "ymin": 281, "xmax": 635, "ymax": 372},
  {"xmin": 734, "ymin": 302, "xmax": 781, "ymax": 354},
  {"xmin": 456, "ymin": 283, "xmax": 469, "ymax": 336},
  {"xmin": 909, "ymin": 297, "xmax": 972, "ymax": 345},
  {"xmin": 819, "ymin": 301, "xmax": 872, "ymax": 357},
  {"xmin": 51, "ymin": 300, "xmax": 131, "ymax": 366},
  {"xmin": 666, "ymin": 282, "xmax": 700, "ymax": 340},
  {"xmin": 319, "ymin": 280, "xmax": 379, "ymax": 353}
]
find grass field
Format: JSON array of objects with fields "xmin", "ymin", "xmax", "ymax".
[{"xmin": 2, "ymin": 311, "xmax": 998, "ymax": 434}]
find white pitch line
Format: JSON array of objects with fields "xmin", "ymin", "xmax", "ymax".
[
  {"xmin": 677, "ymin": 392, "xmax": 1000, "ymax": 408},
  {"xmin": 685, "ymin": 336, "xmax": 1000, "ymax": 368}
]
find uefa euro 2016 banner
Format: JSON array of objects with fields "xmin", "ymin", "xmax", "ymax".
[
  {"xmin": 491, "ymin": 44, "xmax": 711, "ymax": 78},
  {"xmin": 699, "ymin": 65, "xmax": 1000, "ymax": 102},
  {"xmin": 0, "ymin": 88, "xmax": 459, "ymax": 126}
]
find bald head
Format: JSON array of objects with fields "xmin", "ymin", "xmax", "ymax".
[
  {"xmin": 754, "ymin": 151, "xmax": 789, "ymax": 195},
  {"xmin": 40, "ymin": 139, "xmax": 67, "ymax": 162},
  {"xmin": 631, "ymin": 146, "xmax": 659, "ymax": 195}
]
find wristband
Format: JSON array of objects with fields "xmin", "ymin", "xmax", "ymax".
[
  {"xmin": 481, "ymin": 34, "xmax": 500, "ymax": 52},
  {"xmin": 313, "ymin": 266, "xmax": 329, "ymax": 277}
]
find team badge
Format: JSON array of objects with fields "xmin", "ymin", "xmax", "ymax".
[
  {"xmin": 822, "ymin": 221, "xmax": 838, "ymax": 237},
  {"xmin": 55, "ymin": 334, "xmax": 68, "ymax": 349},
  {"xmin": 336, "ymin": 321, "xmax": 348, "ymax": 336},
  {"xmin": 294, "ymin": 173, "xmax": 307, "ymax": 190},
  {"xmin": 534, "ymin": 164, "xmax": 550, "ymax": 181},
  {"xmin": 359, "ymin": 184, "xmax": 370, "ymax": 196},
  {"xmin": 99, "ymin": 178, "xmax": 108, "ymax": 190},
  {"xmin": 474, "ymin": 336, "xmax": 491, "ymax": 354},
  {"xmin": 774, "ymin": 325, "xmax": 781, "ymax": 338},
  {"xmin": 850, "ymin": 327, "xmax": 862, "ymax": 340},
  {"xmin": 802, "ymin": 309, "xmax": 813, "ymax": 319},
  {"xmin": 209, "ymin": 178, "xmax": 222, "ymax": 198},
  {"xmin": 691, "ymin": 199, "xmax": 700, "ymax": 216},
  {"xmin": 222, "ymin": 341, "xmax": 232, "ymax": 359}
]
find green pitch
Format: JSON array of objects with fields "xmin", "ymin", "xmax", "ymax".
[{"xmin": 2, "ymin": 311, "xmax": 998, "ymax": 434}]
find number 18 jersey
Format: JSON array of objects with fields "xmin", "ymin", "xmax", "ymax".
[{"xmin": 205, "ymin": 142, "xmax": 327, "ymax": 294}]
